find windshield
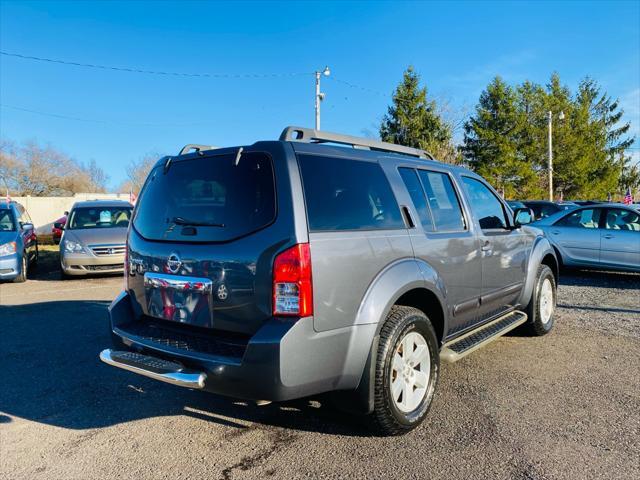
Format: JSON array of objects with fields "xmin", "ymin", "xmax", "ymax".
[
  {"xmin": 68, "ymin": 206, "xmax": 132, "ymax": 230},
  {"xmin": 133, "ymin": 152, "xmax": 276, "ymax": 242},
  {"xmin": 0, "ymin": 208, "xmax": 16, "ymax": 232}
]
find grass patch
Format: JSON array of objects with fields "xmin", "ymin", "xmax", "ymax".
[{"xmin": 37, "ymin": 244, "xmax": 60, "ymax": 274}]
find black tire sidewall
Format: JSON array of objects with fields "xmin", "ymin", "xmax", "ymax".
[
  {"xmin": 529, "ymin": 265, "xmax": 556, "ymax": 334},
  {"xmin": 381, "ymin": 312, "xmax": 439, "ymax": 428}
]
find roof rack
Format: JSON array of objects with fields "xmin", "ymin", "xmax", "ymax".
[
  {"xmin": 179, "ymin": 144, "xmax": 219, "ymax": 156},
  {"xmin": 279, "ymin": 126, "xmax": 434, "ymax": 160}
]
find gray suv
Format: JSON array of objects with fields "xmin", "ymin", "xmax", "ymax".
[{"xmin": 101, "ymin": 127, "xmax": 558, "ymax": 435}]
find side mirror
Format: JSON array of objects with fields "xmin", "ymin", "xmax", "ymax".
[
  {"xmin": 513, "ymin": 208, "xmax": 534, "ymax": 227},
  {"xmin": 21, "ymin": 222, "xmax": 34, "ymax": 230}
]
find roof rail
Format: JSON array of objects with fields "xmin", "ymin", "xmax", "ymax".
[
  {"xmin": 179, "ymin": 144, "xmax": 218, "ymax": 156},
  {"xmin": 279, "ymin": 126, "xmax": 434, "ymax": 160}
]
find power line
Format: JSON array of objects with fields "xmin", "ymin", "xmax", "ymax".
[
  {"xmin": 0, "ymin": 51, "xmax": 313, "ymax": 79},
  {"xmin": 0, "ymin": 104, "xmax": 208, "ymax": 127}
]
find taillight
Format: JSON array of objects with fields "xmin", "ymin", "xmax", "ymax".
[{"xmin": 272, "ymin": 243, "xmax": 313, "ymax": 317}]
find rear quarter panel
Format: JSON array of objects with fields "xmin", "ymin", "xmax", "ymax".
[{"xmin": 309, "ymin": 229, "xmax": 415, "ymax": 332}]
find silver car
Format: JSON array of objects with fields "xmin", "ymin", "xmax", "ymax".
[
  {"xmin": 533, "ymin": 203, "xmax": 640, "ymax": 272},
  {"xmin": 60, "ymin": 200, "xmax": 133, "ymax": 277}
]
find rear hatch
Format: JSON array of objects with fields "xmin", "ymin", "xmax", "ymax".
[{"xmin": 126, "ymin": 143, "xmax": 300, "ymax": 336}]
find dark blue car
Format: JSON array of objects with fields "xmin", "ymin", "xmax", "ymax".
[{"xmin": 0, "ymin": 200, "xmax": 38, "ymax": 282}]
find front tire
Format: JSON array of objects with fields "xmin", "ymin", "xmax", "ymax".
[
  {"xmin": 373, "ymin": 306, "xmax": 439, "ymax": 435},
  {"xmin": 525, "ymin": 264, "xmax": 556, "ymax": 336},
  {"xmin": 13, "ymin": 254, "xmax": 27, "ymax": 283}
]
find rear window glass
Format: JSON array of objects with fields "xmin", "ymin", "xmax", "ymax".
[
  {"xmin": 68, "ymin": 206, "xmax": 132, "ymax": 230},
  {"xmin": 298, "ymin": 154, "xmax": 403, "ymax": 232},
  {"xmin": 133, "ymin": 152, "xmax": 276, "ymax": 242}
]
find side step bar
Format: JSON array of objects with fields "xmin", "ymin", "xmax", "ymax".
[
  {"xmin": 100, "ymin": 349, "xmax": 207, "ymax": 389},
  {"xmin": 440, "ymin": 311, "xmax": 528, "ymax": 363}
]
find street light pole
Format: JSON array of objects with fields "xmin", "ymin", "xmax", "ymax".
[
  {"xmin": 314, "ymin": 66, "xmax": 330, "ymax": 130},
  {"xmin": 547, "ymin": 111, "xmax": 553, "ymax": 201},
  {"xmin": 547, "ymin": 110, "xmax": 565, "ymax": 201}
]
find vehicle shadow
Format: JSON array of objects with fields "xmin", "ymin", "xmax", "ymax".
[
  {"xmin": 559, "ymin": 268, "xmax": 640, "ymax": 290},
  {"xmin": 0, "ymin": 300, "xmax": 370, "ymax": 437}
]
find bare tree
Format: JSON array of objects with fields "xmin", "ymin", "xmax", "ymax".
[
  {"xmin": 84, "ymin": 159, "xmax": 109, "ymax": 193},
  {"xmin": 0, "ymin": 139, "xmax": 107, "ymax": 196},
  {"xmin": 124, "ymin": 152, "xmax": 162, "ymax": 193}
]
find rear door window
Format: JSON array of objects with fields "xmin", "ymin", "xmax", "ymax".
[
  {"xmin": 417, "ymin": 170, "xmax": 466, "ymax": 231},
  {"xmin": 398, "ymin": 167, "xmax": 434, "ymax": 232},
  {"xmin": 604, "ymin": 208, "xmax": 640, "ymax": 231},
  {"xmin": 298, "ymin": 154, "xmax": 403, "ymax": 231},
  {"xmin": 133, "ymin": 152, "xmax": 276, "ymax": 242}
]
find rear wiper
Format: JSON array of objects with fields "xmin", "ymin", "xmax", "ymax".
[{"xmin": 170, "ymin": 216, "xmax": 225, "ymax": 228}]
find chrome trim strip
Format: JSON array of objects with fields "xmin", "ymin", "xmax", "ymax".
[
  {"xmin": 99, "ymin": 349, "xmax": 207, "ymax": 389},
  {"xmin": 143, "ymin": 272, "xmax": 213, "ymax": 294}
]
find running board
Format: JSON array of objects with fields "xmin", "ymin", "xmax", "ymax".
[
  {"xmin": 440, "ymin": 311, "xmax": 528, "ymax": 363},
  {"xmin": 100, "ymin": 349, "xmax": 207, "ymax": 389}
]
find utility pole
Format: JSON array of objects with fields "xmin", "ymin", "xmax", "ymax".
[
  {"xmin": 547, "ymin": 111, "xmax": 553, "ymax": 201},
  {"xmin": 314, "ymin": 66, "xmax": 330, "ymax": 130},
  {"xmin": 547, "ymin": 110, "xmax": 565, "ymax": 201}
]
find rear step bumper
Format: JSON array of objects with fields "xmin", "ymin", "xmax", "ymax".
[
  {"xmin": 104, "ymin": 290, "xmax": 377, "ymax": 402},
  {"xmin": 440, "ymin": 310, "xmax": 528, "ymax": 363},
  {"xmin": 100, "ymin": 349, "xmax": 207, "ymax": 389}
]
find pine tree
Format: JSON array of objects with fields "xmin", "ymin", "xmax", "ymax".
[
  {"xmin": 462, "ymin": 77, "xmax": 540, "ymax": 198},
  {"xmin": 380, "ymin": 67, "xmax": 458, "ymax": 163},
  {"xmin": 462, "ymin": 73, "xmax": 635, "ymax": 200}
]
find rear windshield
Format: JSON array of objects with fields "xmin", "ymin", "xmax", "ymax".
[
  {"xmin": 133, "ymin": 152, "xmax": 276, "ymax": 242},
  {"xmin": 68, "ymin": 206, "xmax": 132, "ymax": 230},
  {"xmin": 0, "ymin": 208, "xmax": 16, "ymax": 231}
]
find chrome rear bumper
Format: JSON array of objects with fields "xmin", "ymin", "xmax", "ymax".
[{"xmin": 99, "ymin": 349, "xmax": 207, "ymax": 389}]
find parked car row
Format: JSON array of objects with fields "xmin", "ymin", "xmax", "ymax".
[
  {"xmin": 0, "ymin": 200, "xmax": 38, "ymax": 283},
  {"xmin": 505, "ymin": 199, "xmax": 639, "ymax": 272},
  {"xmin": 0, "ymin": 199, "xmax": 133, "ymax": 282}
]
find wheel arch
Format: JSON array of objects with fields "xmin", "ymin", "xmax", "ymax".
[
  {"xmin": 345, "ymin": 258, "xmax": 448, "ymax": 414},
  {"xmin": 518, "ymin": 236, "xmax": 557, "ymax": 307}
]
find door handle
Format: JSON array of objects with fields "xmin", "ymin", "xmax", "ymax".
[
  {"xmin": 481, "ymin": 240, "xmax": 492, "ymax": 252},
  {"xmin": 550, "ymin": 230, "xmax": 560, "ymax": 235},
  {"xmin": 603, "ymin": 234, "xmax": 614, "ymax": 239}
]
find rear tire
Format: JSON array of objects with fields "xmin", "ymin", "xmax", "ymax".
[
  {"xmin": 372, "ymin": 306, "xmax": 439, "ymax": 436},
  {"xmin": 525, "ymin": 264, "xmax": 556, "ymax": 336}
]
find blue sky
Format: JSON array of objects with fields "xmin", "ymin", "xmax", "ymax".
[{"xmin": 1, "ymin": 0, "xmax": 639, "ymax": 190}]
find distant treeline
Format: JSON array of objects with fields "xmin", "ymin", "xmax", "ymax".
[{"xmin": 380, "ymin": 68, "xmax": 637, "ymax": 200}]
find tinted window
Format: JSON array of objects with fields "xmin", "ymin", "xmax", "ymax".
[
  {"xmin": 298, "ymin": 155, "xmax": 403, "ymax": 231},
  {"xmin": 604, "ymin": 209, "xmax": 640, "ymax": 231},
  {"xmin": 134, "ymin": 152, "xmax": 275, "ymax": 242},
  {"xmin": 462, "ymin": 177, "xmax": 508, "ymax": 230},
  {"xmin": 69, "ymin": 206, "xmax": 133, "ymax": 230},
  {"xmin": 399, "ymin": 168, "xmax": 434, "ymax": 231},
  {"xmin": 526, "ymin": 202, "xmax": 559, "ymax": 220},
  {"xmin": 0, "ymin": 208, "xmax": 16, "ymax": 231},
  {"xmin": 417, "ymin": 170, "xmax": 466, "ymax": 231},
  {"xmin": 555, "ymin": 208, "xmax": 601, "ymax": 229}
]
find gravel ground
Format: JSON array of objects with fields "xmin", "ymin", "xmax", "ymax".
[{"xmin": 1, "ymin": 268, "xmax": 638, "ymax": 480}]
